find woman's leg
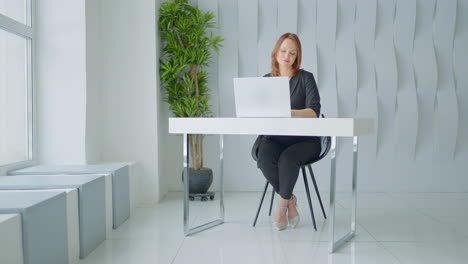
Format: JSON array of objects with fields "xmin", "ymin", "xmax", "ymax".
[
  {"xmin": 256, "ymin": 137, "xmax": 285, "ymax": 193},
  {"xmin": 256, "ymin": 137, "xmax": 290, "ymax": 225},
  {"xmin": 277, "ymin": 139, "xmax": 322, "ymax": 218},
  {"xmin": 277, "ymin": 139, "xmax": 321, "ymax": 199}
]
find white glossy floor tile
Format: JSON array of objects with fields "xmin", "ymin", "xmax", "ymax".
[
  {"xmin": 172, "ymin": 224, "xmax": 288, "ymax": 264},
  {"xmin": 109, "ymin": 206, "xmax": 186, "ymax": 240},
  {"xmin": 318, "ymin": 215, "xmax": 376, "ymax": 242},
  {"xmin": 386, "ymin": 192, "xmax": 468, "ymax": 209},
  {"xmin": 417, "ymin": 207, "xmax": 468, "ymax": 239},
  {"xmin": 381, "ymin": 242, "xmax": 468, "ymax": 264},
  {"xmin": 337, "ymin": 193, "xmax": 412, "ymax": 209},
  {"xmin": 194, "ymin": 191, "xmax": 336, "ymax": 226},
  {"xmin": 282, "ymin": 241, "xmax": 401, "ymax": 264},
  {"xmin": 78, "ymin": 192, "xmax": 468, "ymax": 264},
  {"xmin": 265, "ymin": 210, "xmax": 376, "ymax": 243},
  {"xmin": 79, "ymin": 239, "xmax": 179, "ymax": 264},
  {"xmin": 387, "ymin": 192, "xmax": 468, "ymax": 200},
  {"xmin": 357, "ymin": 208, "xmax": 465, "ymax": 242}
]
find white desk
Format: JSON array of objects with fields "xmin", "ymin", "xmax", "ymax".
[{"xmin": 169, "ymin": 117, "xmax": 373, "ymax": 253}]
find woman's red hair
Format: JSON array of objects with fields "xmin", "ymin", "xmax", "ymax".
[{"xmin": 270, "ymin": 33, "xmax": 302, "ymax": 77}]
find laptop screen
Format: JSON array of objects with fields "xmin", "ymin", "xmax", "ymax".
[{"xmin": 233, "ymin": 77, "xmax": 291, "ymax": 117}]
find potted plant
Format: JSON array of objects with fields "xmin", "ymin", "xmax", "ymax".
[{"xmin": 158, "ymin": 0, "xmax": 223, "ymax": 199}]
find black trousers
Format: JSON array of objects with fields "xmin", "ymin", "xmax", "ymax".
[{"xmin": 256, "ymin": 136, "xmax": 321, "ymax": 200}]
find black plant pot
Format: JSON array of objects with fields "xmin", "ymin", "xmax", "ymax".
[{"xmin": 182, "ymin": 168, "xmax": 213, "ymax": 194}]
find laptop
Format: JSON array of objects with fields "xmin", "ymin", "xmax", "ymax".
[{"xmin": 233, "ymin": 77, "xmax": 291, "ymax": 117}]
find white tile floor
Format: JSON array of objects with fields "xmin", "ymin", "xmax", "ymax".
[{"xmin": 79, "ymin": 191, "xmax": 468, "ymax": 264}]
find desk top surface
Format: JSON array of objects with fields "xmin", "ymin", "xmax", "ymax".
[{"xmin": 169, "ymin": 117, "xmax": 373, "ymax": 137}]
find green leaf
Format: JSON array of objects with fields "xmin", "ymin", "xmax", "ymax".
[{"xmin": 159, "ymin": 0, "xmax": 223, "ymax": 118}]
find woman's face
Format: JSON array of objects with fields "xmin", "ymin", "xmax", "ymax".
[{"xmin": 276, "ymin": 38, "xmax": 297, "ymax": 68}]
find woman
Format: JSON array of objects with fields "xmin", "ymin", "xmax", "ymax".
[{"xmin": 256, "ymin": 33, "xmax": 321, "ymax": 230}]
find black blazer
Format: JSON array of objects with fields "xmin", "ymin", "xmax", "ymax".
[{"xmin": 264, "ymin": 69, "xmax": 321, "ymax": 116}]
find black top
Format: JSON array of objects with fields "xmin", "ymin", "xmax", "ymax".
[{"xmin": 264, "ymin": 69, "xmax": 321, "ymax": 116}]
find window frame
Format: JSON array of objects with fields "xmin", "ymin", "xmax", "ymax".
[{"xmin": 0, "ymin": 0, "xmax": 36, "ymax": 174}]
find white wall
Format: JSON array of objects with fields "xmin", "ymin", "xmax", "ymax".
[
  {"xmin": 85, "ymin": 0, "xmax": 103, "ymax": 164},
  {"xmin": 164, "ymin": 0, "xmax": 468, "ymax": 193},
  {"xmin": 155, "ymin": 4, "xmax": 169, "ymax": 202},
  {"xmin": 85, "ymin": 0, "xmax": 163, "ymax": 204},
  {"xmin": 35, "ymin": 0, "xmax": 88, "ymax": 164},
  {"xmin": 35, "ymin": 0, "xmax": 164, "ymax": 204}
]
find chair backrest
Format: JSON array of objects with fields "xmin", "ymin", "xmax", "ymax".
[
  {"xmin": 314, "ymin": 134, "xmax": 331, "ymax": 165},
  {"xmin": 315, "ymin": 114, "xmax": 331, "ymax": 164},
  {"xmin": 251, "ymin": 114, "xmax": 331, "ymax": 164},
  {"xmin": 251, "ymin": 135, "xmax": 263, "ymax": 162}
]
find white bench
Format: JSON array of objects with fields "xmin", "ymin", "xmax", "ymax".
[
  {"xmin": 0, "ymin": 190, "xmax": 69, "ymax": 264},
  {"xmin": 0, "ymin": 174, "xmax": 107, "ymax": 259},
  {"xmin": 10, "ymin": 163, "xmax": 131, "ymax": 229},
  {"xmin": 0, "ymin": 214, "xmax": 24, "ymax": 264}
]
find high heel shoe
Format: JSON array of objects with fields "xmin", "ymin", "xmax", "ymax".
[
  {"xmin": 273, "ymin": 206, "xmax": 288, "ymax": 231},
  {"xmin": 288, "ymin": 194, "xmax": 300, "ymax": 228}
]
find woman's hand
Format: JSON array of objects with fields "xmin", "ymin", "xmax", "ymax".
[{"xmin": 291, "ymin": 108, "xmax": 318, "ymax": 118}]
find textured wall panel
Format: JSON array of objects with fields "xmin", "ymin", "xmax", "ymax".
[
  {"xmin": 316, "ymin": 0, "xmax": 338, "ymax": 118},
  {"xmin": 238, "ymin": 0, "xmax": 258, "ymax": 77},
  {"xmin": 354, "ymin": 0, "xmax": 378, "ymax": 156},
  {"xmin": 375, "ymin": 0, "xmax": 398, "ymax": 157},
  {"xmin": 258, "ymin": 0, "xmax": 278, "ymax": 75},
  {"xmin": 334, "ymin": 0, "xmax": 358, "ymax": 186},
  {"xmin": 413, "ymin": 0, "xmax": 438, "ymax": 158},
  {"xmin": 237, "ymin": 0, "xmax": 260, "ymax": 190},
  {"xmin": 199, "ymin": 0, "xmax": 220, "ymax": 115},
  {"xmin": 394, "ymin": 0, "xmax": 418, "ymax": 160},
  {"xmin": 218, "ymin": 0, "xmax": 238, "ymax": 117},
  {"xmin": 454, "ymin": 0, "xmax": 468, "ymax": 158},
  {"xmin": 433, "ymin": 0, "xmax": 459, "ymax": 159},
  {"xmin": 168, "ymin": 0, "xmax": 468, "ymax": 192},
  {"xmin": 297, "ymin": 0, "xmax": 318, "ymax": 78},
  {"xmin": 217, "ymin": 0, "xmax": 241, "ymax": 189},
  {"xmin": 336, "ymin": 0, "xmax": 357, "ymax": 118},
  {"xmin": 277, "ymin": 0, "xmax": 298, "ymax": 34}
]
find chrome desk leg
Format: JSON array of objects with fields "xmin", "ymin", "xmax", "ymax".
[
  {"xmin": 328, "ymin": 136, "xmax": 338, "ymax": 252},
  {"xmin": 183, "ymin": 133, "xmax": 190, "ymax": 235},
  {"xmin": 351, "ymin": 136, "xmax": 358, "ymax": 234},
  {"xmin": 183, "ymin": 134, "xmax": 224, "ymax": 236},
  {"xmin": 328, "ymin": 136, "xmax": 359, "ymax": 253},
  {"xmin": 219, "ymin": 135, "xmax": 225, "ymax": 222}
]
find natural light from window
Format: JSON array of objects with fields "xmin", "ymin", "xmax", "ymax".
[{"xmin": 0, "ymin": 0, "xmax": 33, "ymax": 167}]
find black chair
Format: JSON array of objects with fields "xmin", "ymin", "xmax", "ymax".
[{"xmin": 252, "ymin": 115, "xmax": 331, "ymax": 231}]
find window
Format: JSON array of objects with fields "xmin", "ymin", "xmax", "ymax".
[
  {"xmin": 0, "ymin": 0, "xmax": 34, "ymax": 170},
  {"xmin": 0, "ymin": 0, "xmax": 28, "ymax": 26}
]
